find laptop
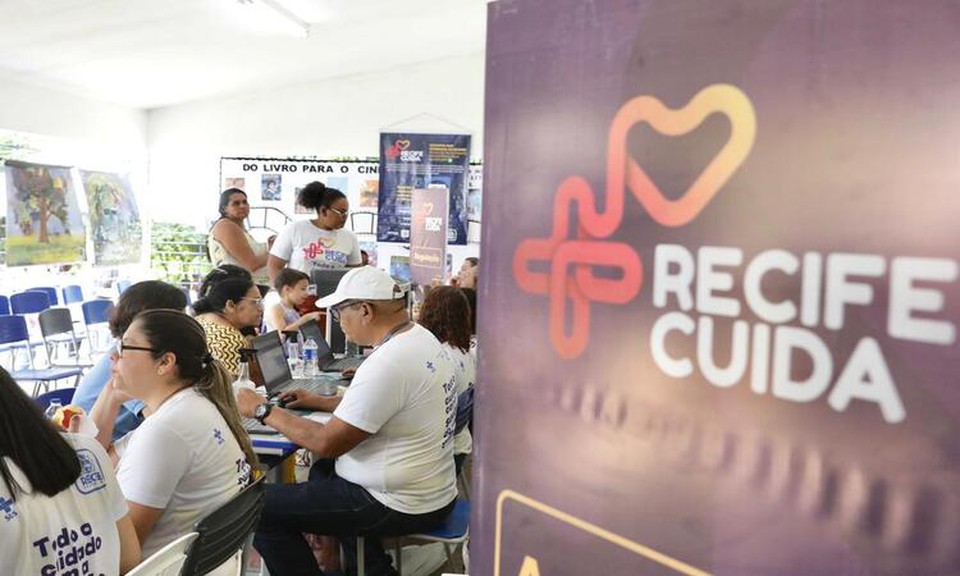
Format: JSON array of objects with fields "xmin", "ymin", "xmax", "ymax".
[
  {"xmin": 299, "ymin": 319, "xmax": 366, "ymax": 373},
  {"xmin": 241, "ymin": 331, "xmax": 340, "ymax": 434}
]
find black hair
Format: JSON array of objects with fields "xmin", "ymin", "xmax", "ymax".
[
  {"xmin": 109, "ymin": 280, "xmax": 188, "ymax": 338},
  {"xmin": 273, "ymin": 268, "xmax": 310, "ymax": 293},
  {"xmin": 0, "ymin": 368, "xmax": 81, "ymax": 501},
  {"xmin": 460, "ymin": 287, "xmax": 477, "ymax": 336},
  {"xmin": 133, "ymin": 310, "xmax": 259, "ymax": 472},
  {"xmin": 464, "ymin": 257, "xmax": 479, "ymax": 268},
  {"xmin": 296, "ymin": 181, "xmax": 346, "ymax": 213},
  {"xmin": 192, "ymin": 264, "xmax": 255, "ymax": 315},
  {"xmin": 218, "ymin": 188, "xmax": 247, "ymax": 218}
]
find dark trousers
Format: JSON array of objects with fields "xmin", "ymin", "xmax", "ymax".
[{"xmin": 253, "ymin": 460, "xmax": 455, "ymax": 576}]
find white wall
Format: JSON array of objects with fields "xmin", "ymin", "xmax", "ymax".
[
  {"xmin": 147, "ymin": 53, "xmax": 486, "ymax": 229},
  {"xmin": 0, "ymin": 72, "xmax": 147, "ymax": 155}
]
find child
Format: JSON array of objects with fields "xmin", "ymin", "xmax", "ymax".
[{"xmin": 265, "ymin": 268, "xmax": 321, "ymax": 332}]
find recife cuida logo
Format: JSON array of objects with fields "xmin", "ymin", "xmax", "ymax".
[{"xmin": 513, "ymin": 84, "xmax": 958, "ymax": 425}]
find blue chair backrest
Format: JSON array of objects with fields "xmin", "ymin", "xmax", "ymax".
[
  {"xmin": 454, "ymin": 387, "xmax": 474, "ymax": 435},
  {"xmin": 62, "ymin": 285, "xmax": 84, "ymax": 304},
  {"xmin": 11, "ymin": 291, "xmax": 51, "ymax": 315},
  {"xmin": 0, "ymin": 295, "xmax": 9, "ymax": 316},
  {"xmin": 35, "ymin": 388, "xmax": 76, "ymax": 411},
  {"xmin": 82, "ymin": 299, "xmax": 114, "ymax": 325},
  {"xmin": 0, "ymin": 315, "xmax": 30, "ymax": 345},
  {"xmin": 30, "ymin": 287, "xmax": 59, "ymax": 306}
]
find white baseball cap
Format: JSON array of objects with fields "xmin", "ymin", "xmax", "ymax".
[{"xmin": 316, "ymin": 266, "xmax": 409, "ymax": 308}]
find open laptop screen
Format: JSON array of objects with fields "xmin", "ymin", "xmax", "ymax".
[
  {"xmin": 251, "ymin": 331, "xmax": 291, "ymax": 394},
  {"xmin": 299, "ymin": 319, "xmax": 336, "ymax": 367}
]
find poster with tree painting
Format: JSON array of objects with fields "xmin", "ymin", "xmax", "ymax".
[
  {"xmin": 80, "ymin": 170, "xmax": 143, "ymax": 264},
  {"xmin": 4, "ymin": 161, "xmax": 86, "ymax": 266}
]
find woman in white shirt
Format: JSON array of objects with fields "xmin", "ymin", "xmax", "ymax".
[
  {"xmin": 417, "ymin": 285, "xmax": 477, "ymax": 474},
  {"xmin": 90, "ymin": 310, "xmax": 258, "ymax": 558},
  {"xmin": 267, "ymin": 181, "xmax": 362, "ymax": 286},
  {"xmin": 0, "ymin": 367, "xmax": 140, "ymax": 575}
]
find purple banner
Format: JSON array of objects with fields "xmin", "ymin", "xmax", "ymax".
[
  {"xmin": 409, "ymin": 187, "xmax": 449, "ymax": 286},
  {"xmin": 475, "ymin": 1, "xmax": 960, "ymax": 575}
]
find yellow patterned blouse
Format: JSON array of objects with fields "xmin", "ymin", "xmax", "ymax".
[{"xmin": 195, "ymin": 315, "xmax": 248, "ymax": 377}]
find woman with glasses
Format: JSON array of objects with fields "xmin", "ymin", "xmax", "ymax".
[
  {"xmin": 90, "ymin": 310, "xmax": 257, "ymax": 561},
  {"xmin": 267, "ymin": 181, "xmax": 362, "ymax": 288},
  {"xmin": 208, "ymin": 188, "xmax": 273, "ymax": 289},
  {"xmin": 192, "ymin": 265, "xmax": 263, "ymax": 376},
  {"xmin": 73, "ymin": 280, "xmax": 188, "ymax": 443}
]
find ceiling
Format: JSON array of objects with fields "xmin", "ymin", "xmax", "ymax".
[{"xmin": 0, "ymin": 0, "xmax": 489, "ymax": 110}]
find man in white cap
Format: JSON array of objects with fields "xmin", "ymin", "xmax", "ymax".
[{"xmin": 237, "ymin": 265, "xmax": 458, "ymax": 576}]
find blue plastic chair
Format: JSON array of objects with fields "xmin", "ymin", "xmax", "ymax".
[
  {"xmin": 81, "ymin": 299, "xmax": 114, "ymax": 355},
  {"xmin": 10, "ymin": 291, "xmax": 52, "ymax": 315},
  {"xmin": 29, "ymin": 286, "xmax": 59, "ymax": 306},
  {"xmin": 35, "ymin": 387, "xmax": 76, "ymax": 411},
  {"xmin": 0, "ymin": 316, "xmax": 83, "ymax": 396},
  {"xmin": 81, "ymin": 299, "xmax": 114, "ymax": 325},
  {"xmin": 0, "ymin": 295, "xmax": 9, "ymax": 316},
  {"xmin": 361, "ymin": 497, "xmax": 471, "ymax": 576},
  {"xmin": 62, "ymin": 285, "xmax": 84, "ymax": 305}
]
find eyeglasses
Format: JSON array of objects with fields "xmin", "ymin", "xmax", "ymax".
[
  {"xmin": 330, "ymin": 300, "xmax": 364, "ymax": 322},
  {"xmin": 116, "ymin": 341, "xmax": 162, "ymax": 358},
  {"xmin": 326, "ymin": 206, "xmax": 349, "ymax": 218},
  {"xmin": 240, "ymin": 296, "xmax": 264, "ymax": 309}
]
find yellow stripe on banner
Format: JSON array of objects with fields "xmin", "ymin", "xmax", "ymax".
[{"xmin": 494, "ymin": 489, "xmax": 712, "ymax": 576}]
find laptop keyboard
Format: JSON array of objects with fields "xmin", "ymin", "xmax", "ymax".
[{"xmin": 324, "ymin": 356, "xmax": 363, "ymax": 372}]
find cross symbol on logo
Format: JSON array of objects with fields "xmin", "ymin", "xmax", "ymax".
[
  {"xmin": 213, "ymin": 429, "xmax": 225, "ymax": 445},
  {"xmin": 426, "ymin": 361, "xmax": 435, "ymax": 373},
  {"xmin": 0, "ymin": 496, "xmax": 16, "ymax": 520}
]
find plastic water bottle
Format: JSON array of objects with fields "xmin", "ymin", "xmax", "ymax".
[
  {"xmin": 232, "ymin": 356, "xmax": 256, "ymax": 395},
  {"xmin": 44, "ymin": 399, "xmax": 63, "ymax": 420},
  {"xmin": 287, "ymin": 340, "xmax": 303, "ymax": 378},
  {"xmin": 302, "ymin": 337, "xmax": 318, "ymax": 378}
]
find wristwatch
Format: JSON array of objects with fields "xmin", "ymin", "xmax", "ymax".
[{"xmin": 253, "ymin": 402, "xmax": 274, "ymax": 425}]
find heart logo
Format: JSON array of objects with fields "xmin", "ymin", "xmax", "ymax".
[
  {"xmin": 513, "ymin": 84, "xmax": 756, "ymax": 358},
  {"xmin": 421, "ymin": 201, "xmax": 435, "ymax": 216},
  {"xmin": 396, "ymin": 139, "xmax": 411, "ymax": 150},
  {"xmin": 612, "ymin": 83, "xmax": 755, "ymax": 227}
]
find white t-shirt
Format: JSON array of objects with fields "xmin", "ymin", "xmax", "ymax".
[
  {"xmin": 116, "ymin": 388, "xmax": 252, "ymax": 557},
  {"xmin": 445, "ymin": 343, "xmax": 475, "ymax": 456},
  {"xmin": 269, "ymin": 220, "xmax": 361, "ymax": 272},
  {"xmin": 334, "ymin": 323, "xmax": 458, "ymax": 514},
  {"xmin": 0, "ymin": 434, "xmax": 127, "ymax": 576}
]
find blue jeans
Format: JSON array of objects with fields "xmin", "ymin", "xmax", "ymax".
[{"xmin": 254, "ymin": 459, "xmax": 455, "ymax": 576}]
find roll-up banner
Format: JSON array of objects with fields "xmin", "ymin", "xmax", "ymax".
[
  {"xmin": 377, "ymin": 133, "xmax": 470, "ymax": 245},
  {"xmin": 474, "ymin": 1, "xmax": 960, "ymax": 575},
  {"xmin": 409, "ymin": 187, "xmax": 449, "ymax": 286}
]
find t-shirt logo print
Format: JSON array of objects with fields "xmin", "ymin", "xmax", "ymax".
[
  {"xmin": 74, "ymin": 449, "xmax": 107, "ymax": 494},
  {"xmin": 513, "ymin": 84, "xmax": 756, "ymax": 359},
  {"xmin": 0, "ymin": 496, "xmax": 17, "ymax": 521}
]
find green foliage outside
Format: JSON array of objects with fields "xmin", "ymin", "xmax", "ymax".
[{"xmin": 150, "ymin": 222, "xmax": 211, "ymax": 290}]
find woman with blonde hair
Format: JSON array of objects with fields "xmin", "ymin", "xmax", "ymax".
[{"xmin": 91, "ymin": 309, "xmax": 258, "ymax": 559}]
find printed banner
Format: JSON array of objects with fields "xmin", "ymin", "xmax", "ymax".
[
  {"xmin": 219, "ymin": 158, "xmax": 382, "ymax": 237},
  {"xmin": 475, "ymin": 1, "xmax": 960, "ymax": 576},
  {"xmin": 79, "ymin": 170, "xmax": 142, "ymax": 265},
  {"xmin": 4, "ymin": 161, "xmax": 86, "ymax": 266},
  {"xmin": 377, "ymin": 133, "xmax": 470, "ymax": 245},
  {"xmin": 409, "ymin": 187, "xmax": 449, "ymax": 286}
]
